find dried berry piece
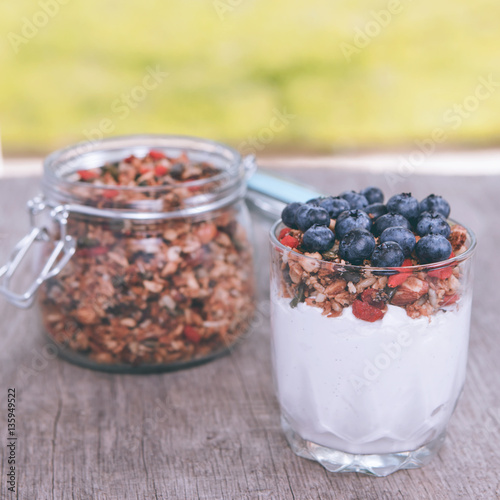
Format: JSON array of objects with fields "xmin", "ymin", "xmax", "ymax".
[
  {"xmin": 352, "ymin": 299, "xmax": 385, "ymax": 322},
  {"xmin": 387, "ymin": 259, "xmax": 413, "ymax": 288},
  {"xmin": 428, "ymin": 253, "xmax": 455, "ymax": 280},
  {"xmin": 184, "ymin": 325, "xmax": 201, "ymax": 344},
  {"xmin": 78, "ymin": 169, "xmax": 100, "ymax": 181},
  {"xmin": 387, "ymin": 273, "xmax": 408, "ymax": 288},
  {"xmin": 149, "ymin": 150, "xmax": 166, "ymax": 160},
  {"xmin": 154, "ymin": 164, "xmax": 169, "ymax": 176},
  {"xmin": 440, "ymin": 293, "xmax": 459, "ymax": 307},
  {"xmin": 281, "ymin": 234, "xmax": 299, "ymax": 249},
  {"xmin": 139, "ymin": 164, "xmax": 153, "ymax": 174},
  {"xmin": 279, "ymin": 227, "xmax": 290, "ymax": 240},
  {"xmin": 103, "ymin": 189, "xmax": 119, "ymax": 199},
  {"xmin": 77, "ymin": 246, "xmax": 108, "ymax": 257}
]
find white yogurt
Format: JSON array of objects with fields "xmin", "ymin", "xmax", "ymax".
[{"xmin": 271, "ymin": 295, "xmax": 472, "ymax": 455}]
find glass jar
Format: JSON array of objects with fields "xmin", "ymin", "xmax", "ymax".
[
  {"xmin": 269, "ymin": 219, "xmax": 476, "ymax": 476},
  {"xmin": 0, "ymin": 135, "xmax": 256, "ymax": 373}
]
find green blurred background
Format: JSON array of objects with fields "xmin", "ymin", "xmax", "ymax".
[{"xmin": 1, "ymin": 0, "xmax": 499, "ymax": 155}]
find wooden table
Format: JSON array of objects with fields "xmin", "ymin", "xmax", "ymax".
[{"xmin": 1, "ymin": 169, "xmax": 499, "ymax": 500}]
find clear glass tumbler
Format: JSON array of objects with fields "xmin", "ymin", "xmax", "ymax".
[{"xmin": 269, "ymin": 219, "xmax": 476, "ymax": 476}]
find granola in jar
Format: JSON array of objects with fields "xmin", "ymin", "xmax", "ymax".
[{"xmin": 35, "ymin": 135, "xmax": 256, "ymax": 372}]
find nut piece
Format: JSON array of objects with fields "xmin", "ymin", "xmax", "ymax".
[
  {"xmin": 120, "ymin": 318, "xmax": 137, "ymax": 328},
  {"xmin": 108, "ymin": 251, "xmax": 129, "ymax": 267},
  {"xmin": 406, "ymin": 299, "xmax": 435, "ymax": 319},
  {"xmin": 324, "ymin": 279, "xmax": 347, "ymax": 297},
  {"xmin": 196, "ymin": 223, "xmax": 218, "ymax": 244},
  {"xmin": 449, "ymin": 224, "xmax": 467, "ymax": 252},
  {"xmin": 75, "ymin": 306, "xmax": 98, "ymax": 325},
  {"xmin": 289, "ymin": 262, "xmax": 303, "ymax": 284},
  {"xmin": 391, "ymin": 277, "xmax": 429, "ymax": 306},
  {"xmin": 143, "ymin": 281, "xmax": 164, "ymax": 294},
  {"xmin": 301, "ymin": 253, "xmax": 322, "ymax": 273}
]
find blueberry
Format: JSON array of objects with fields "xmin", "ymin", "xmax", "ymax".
[
  {"xmin": 360, "ymin": 186, "xmax": 384, "ymax": 204},
  {"xmin": 380, "ymin": 226, "xmax": 416, "ymax": 257},
  {"xmin": 371, "ymin": 242, "xmax": 405, "ymax": 268},
  {"xmin": 281, "ymin": 202, "xmax": 303, "ymax": 229},
  {"xmin": 335, "ymin": 209, "xmax": 372, "ymax": 240},
  {"xmin": 339, "ymin": 229, "xmax": 376, "ymax": 265},
  {"xmin": 340, "ymin": 190, "xmax": 369, "ymax": 210},
  {"xmin": 419, "ymin": 194, "xmax": 450, "ymax": 219},
  {"xmin": 416, "ymin": 211, "xmax": 451, "ymax": 238},
  {"xmin": 373, "ymin": 213, "xmax": 411, "ymax": 236},
  {"xmin": 415, "ymin": 234, "xmax": 452, "ymax": 263},
  {"xmin": 295, "ymin": 205, "xmax": 330, "ymax": 232},
  {"xmin": 318, "ymin": 196, "xmax": 350, "ymax": 219},
  {"xmin": 170, "ymin": 163, "xmax": 184, "ymax": 179},
  {"xmin": 386, "ymin": 193, "xmax": 420, "ymax": 220},
  {"xmin": 418, "ymin": 211, "xmax": 433, "ymax": 219},
  {"xmin": 306, "ymin": 197, "xmax": 322, "ymax": 206},
  {"xmin": 365, "ymin": 203, "xmax": 388, "ymax": 219},
  {"xmin": 302, "ymin": 225, "xmax": 335, "ymax": 253}
]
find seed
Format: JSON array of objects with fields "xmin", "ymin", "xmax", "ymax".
[
  {"xmin": 143, "ymin": 280, "xmax": 164, "ymax": 294},
  {"xmin": 120, "ymin": 318, "xmax": 137, "ymax": 328}
]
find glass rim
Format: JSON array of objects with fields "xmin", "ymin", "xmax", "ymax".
[
  {"xmin": 42, "ymin": 133, "xmax": 244, "ymax": 193},
  {"xmin": 269, "ymin": 217, "xmax": 477, "ymax": 272}
]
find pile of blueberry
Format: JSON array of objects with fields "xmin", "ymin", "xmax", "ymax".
[{"xmin": 280, "ymin": 188, "xmax": 453, "ymax": 267}]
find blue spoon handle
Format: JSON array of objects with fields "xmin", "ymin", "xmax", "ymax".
[{"xmin": 246, "ymin": 170, "xmax": 323, "ymax": 218}]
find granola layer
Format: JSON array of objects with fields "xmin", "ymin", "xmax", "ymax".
[{"xmin": 274, "ymin": 224, "xmax": 467, "ymax": 320}]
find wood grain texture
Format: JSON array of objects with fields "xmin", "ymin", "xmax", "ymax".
[{"xmin": 1, "ymin": 170, "xmax": 499, "ymax": 500}]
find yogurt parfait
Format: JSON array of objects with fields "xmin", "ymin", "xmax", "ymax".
[{"xmin": 269, "ymin": 188, "xmax": 476, "ymax": 476}]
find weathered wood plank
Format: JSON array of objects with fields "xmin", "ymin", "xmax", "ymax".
[{"xmin": 1, "ymin": 170, "xmax": 499, "ymax": 500}]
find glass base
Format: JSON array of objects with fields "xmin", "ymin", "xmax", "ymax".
[
  {"xmin": 281, "ymin": 416, "xmax": 446, "ymax": 477},
  {"xmin": 45, "ymin": 334, "xmax": 236, "ymax": 374}
]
